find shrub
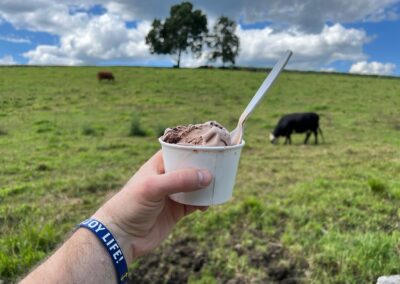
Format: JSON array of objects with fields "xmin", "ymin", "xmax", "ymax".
[
  {"xmin": 368, "ymin": 178, "xmax": 389, "ymax": 196},
  {"xmin": 129, "ymin": 115, "xmax": 147, "ymax": 137},
  {"xmin": 0, "ymin": 126, "xmax": 7, "ymax": 136},
  {"xmin": 155, "ymin": 123, "xmax": 167, "ymax": 137},
  {"xmin": 82, "ymin": 125, "xmax": 97, "ymax": 136},
  {"xmin": 36, "ymin": 164, "xmax": 50, "ymax": 171}
]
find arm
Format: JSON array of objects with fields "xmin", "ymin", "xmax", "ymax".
[
  {"xmin": 21, "ymin": 229, "xmax": 118, "ymax": 283},
  {"xmin": 21, "ymin": 151, "xmax": 212, "ymax": 284}
]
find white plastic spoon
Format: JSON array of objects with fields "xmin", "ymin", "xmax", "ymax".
[{"xmin": 230, "ymin": 50, "xmax": 293, "ymax": 145}]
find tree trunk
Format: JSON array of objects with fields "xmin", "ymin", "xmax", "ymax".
[{"xmin": 177, "ymin": 49, "xmax": 182, "ymax": 68}]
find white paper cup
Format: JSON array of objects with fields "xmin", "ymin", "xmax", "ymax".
[{"xmin": 159, "ymin": 138, "xmax": 245, "ymax": 206}]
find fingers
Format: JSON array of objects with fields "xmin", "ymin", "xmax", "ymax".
[
  {"xmin": 142, "ymin": 168, "xmax": 212, "ymax": 201},
  {"xmin": 139, "ymin": 150, "xmax": 165, "ymax": 175}
]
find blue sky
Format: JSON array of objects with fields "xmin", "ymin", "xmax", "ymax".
[
  {"xmin": 0, "ymin": 21, "xmax": 58, "ymax": 64},
  {"xmin": 346, "ymin": 20, "xmax": 400, "ymax": 70},
  {"xmin": 0, "ymin": 0, "xmax": 399, "ymax": 76}
]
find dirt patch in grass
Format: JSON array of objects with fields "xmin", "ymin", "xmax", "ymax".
[
  {"xmin": 128, "ymin": 237, "xmax": 207, "ymax": 284},
  {"xmin": 128, "ymin": 227, "xmax": 308, "ymax": 283},
  {"xmin": 246, "ymin": 241, "xmax": 306, "ymax": 283}
]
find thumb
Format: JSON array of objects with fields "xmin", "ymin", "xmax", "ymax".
[{"xmin": 142, "ymin": 169, "xmax": 213, "ymax": 202}]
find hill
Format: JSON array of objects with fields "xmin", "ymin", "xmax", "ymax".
[{"xmin": 0, "ymin": 66, "xmax": 399, "ymax": 283}]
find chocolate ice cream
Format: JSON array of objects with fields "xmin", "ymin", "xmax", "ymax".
[{"xmin": 161, "ymin": 121, "xmax": 232, "ymax": 146}]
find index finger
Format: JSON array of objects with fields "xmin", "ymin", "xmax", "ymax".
[
  {"xmin": 141, "ymin": 168, "xmax": 212, "ymax": 202},
  {"xmin": 139, "ymin": 150, "xmax": 165, "ymax": 175}
]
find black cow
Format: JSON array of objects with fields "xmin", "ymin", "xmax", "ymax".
[{"xmin": 269, "ymin": 112, "xmax": 324, "ymax": 145}]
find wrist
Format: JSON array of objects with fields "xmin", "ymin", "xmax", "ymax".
[{"xmin": 91, "ymin": 211, "xmax": 135, "ymax": 264}]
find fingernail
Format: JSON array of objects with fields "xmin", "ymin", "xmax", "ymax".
[{"xmin": 197, "ymin": 170, "xmax": 212, "ymax": 187}]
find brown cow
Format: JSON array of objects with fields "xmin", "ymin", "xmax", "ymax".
[{"xmin": 97, "ymin": 71, "xmax": 115, "ymax": 82}]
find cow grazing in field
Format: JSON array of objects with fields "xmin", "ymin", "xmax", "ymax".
[
  {"xmin": 97, "ymin": 71, "xmax": 115, "ymax": 82},
  {"xmin": 270, "ymin": 112, "xmax": 324, "ymax": 145}
]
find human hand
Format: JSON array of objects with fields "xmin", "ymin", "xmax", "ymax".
[{"xmin": 92, "ymin": 151, "xmax": 212, "ymax": 263}]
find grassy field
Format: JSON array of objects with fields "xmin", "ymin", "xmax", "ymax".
[{"xmin": 0, "ymin": 66, "xmax": 399, "ymax": 283}]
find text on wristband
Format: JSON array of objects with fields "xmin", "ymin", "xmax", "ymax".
[{"xmin": 81, "ymin": 219, "xmax": 125, "ymax": 264}]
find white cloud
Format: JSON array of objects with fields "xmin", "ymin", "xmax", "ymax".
[
  {"xmin": 179, "ymin": 23, "xmax": 369, "ymax": 70},
  {"xmin": 1, "ymin": 0, "xmax": 399, "ymax": 34},
  {"xmin": 349, "ymin": 61, "xmax": 396, "ymax": 75},
  {"xmin": 236, "ymin": 24, "xmax": 369, "ymax": 70},
  {"xmin": 320, "ymin": 67, "xmax": 336, "ymax": 72},
  {"xmin": 23, "ymin": 45, "xmax": 85, "ymax": 65},
  {"xmin": 0, "ymin": 0, "xmax": 395, "ymax": 69},
  {"xmin": 244, "ymin": 0, "xmax": 399, "ymax": 32},
  {"xmin": 23, "ymin": 19, "xmax": 371, "ymax": 69},
  {"xmin": 180, "ymin": 52, "xmax": 209, "ymax": 68},
  {"xmin": 0, "ymin": 0, "xmax": 92, "ymax": 35},
  {"xmin": 0, "ymin": 55, "xmax": 17, "ymax": 65},
  {"xmin": 0, "ymin": 35, "xmax": 31, "ymax": 44},
  {"xmin": 173, "ymin": 23, "xmax": 370, "ymax": 70},
  {"xmin": 23, "ymin": 15, "xmax": 152, "ymax": 65},
  {"xmin": 99, "ymin": 0, "xmax": 400, "ymax": 32}
]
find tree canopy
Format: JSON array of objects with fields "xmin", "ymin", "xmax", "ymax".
[
  {"xmin": 208, "ymin": 16, "xmax": 240, "ymax": 66},
  {"xmin": 145, "ymin": 2, "xmax": 208, "ymax": 68}
]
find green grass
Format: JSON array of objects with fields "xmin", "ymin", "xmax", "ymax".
[{"xmin": 0, "ymin": 66, "xmax": 399, "ymax": 283}]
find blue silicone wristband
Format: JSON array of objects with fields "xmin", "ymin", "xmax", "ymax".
[{"xmin": 79, "ymin": 218, "xmax": 128, "ymax": 284}]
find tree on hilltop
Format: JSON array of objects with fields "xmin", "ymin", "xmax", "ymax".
[
  {"xmin": 145, "ymin": 2, "xmax": 208, "ymax": 68},
  {"xmin": 208, "ymin": 16, "xmax": 240, "ymax": 67}
]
